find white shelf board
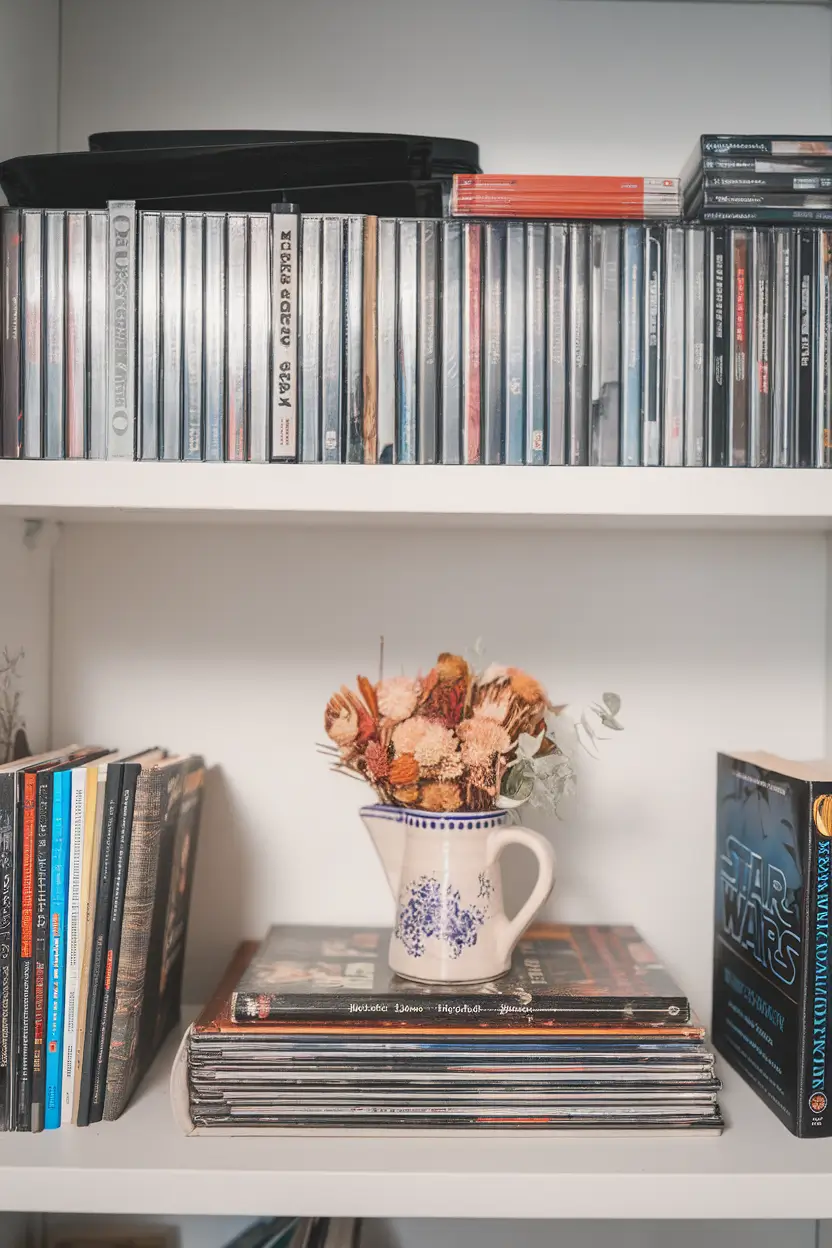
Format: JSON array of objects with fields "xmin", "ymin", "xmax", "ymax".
[
  {"xmin": 1, "ymin": 1011, "xmax": 832, "ymax": 1220},
  {"xmin": 2, "ymin": 462, "xmax": 832, "ymax": 530}
]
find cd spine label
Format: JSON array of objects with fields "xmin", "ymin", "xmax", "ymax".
[
  {"xmin": 483, "ymin": 222, "xmax": 506, "ymax": 465},
  {"xmin": 344, "ymin": 216, "xmax": 365, "ymax": 465},
  {"xmin": 707, "ymin": 228, "xmax": 727, "ymax": 466},
  {"xmin": 1, "ymin": 210, "xmax": 22, "ymax": 459},
  {"xmin": 247, "ymin": 214, "xmax": 271, "ymax": 465},
  {"xmin": 375, "ymin": 219, "xmax": 396, "ymax": 464},
  {"xmin": 662, "ymin": 226, "xmax": 684, "ymax": 467},
  {"xmin": 568, "ymin": 224, "xmax": 590, "ymax": 466},
  {"xmin": 361, "ymin": 216, "xmax": 379, "ymax": 464},
  {"xmin": 620, "ymin": 225, "xmax": 643, "ymax": 467},
  {"xmin": 226, "ymin": 214, "xmax": 248, "ymax": 462},
  {"xmin": 728, "ymin": 228, "xmax": 750, "ymax": 467},
  {"xmin": 161, "ymin": 213, "xmax": 183, "ymax": 461},
  {"xmin": 462, "ymin": 223, "xmax": 482, "ymax": 465},
  {"xmin": 546, "ymin": 223, "xmax": 567, "ymax": 465},
  {"xmin": 751, "ymin": 228, "xmax": 772, "ymax": 468},
  {"xmin": 87, "ymin": 213, "xmax": 108, "ymax": 460},
  {"xmin": 417, "ymin": 220, "xmax": 438, "ymax": 465},
  {"xmin": 396, "ymin": 220, "xmax": 417, "ymax": 464},
  {"xmin": 504, "ymin": 222, "xmax": 526, "ymax": 466},
  {"xmin": 591, "ymin": 224, "xmax": 621, "ymax": 467},
  {"xmin": 300, "ymin": 215, "xmax": 322, "ymax": 463},
  {"xmin": 641, "ymin": 226, "xmax": 662, "ymax": 467},
  {"xmin": 684, "ymin": 227, "xmax": 706, "ymax": 467},
  {"xmin": 525, "ymin": 223, "xmax": 546, "ymax": 465},
  {"xmin": 797, "ymin": 228, "xmax": 817, "ymax": 468},
  {"xmin": 183, "ymin": 214, "xmax": 205, "ymax": 463},
  {"xmin": 271, "ymin": 211, "xmax": 298, "ymax": 461},
  {"xmin": 772, "ymin": 228, "xmax": 795, "ymax": 467},
  {"xmin": 440, "ymin": 220, "xmax": 462, "ymax": 465},
  {"xmin": 320, "ymin": 216, "xmax": 344, "ymax": 464},
  {"xmin": 203, "ymin": 214, "xmax": 225, "ymax": 463},
  {"xmin": 65, "ymin": 213, "xmax": 87, "ymax": 460},
  {"xmin": 106, "ymin": 200, "xmax": 136, "ymax": 459},
  {"xmin": 138, "ymin": 214, "xmax": 161, "ymax": 461}
]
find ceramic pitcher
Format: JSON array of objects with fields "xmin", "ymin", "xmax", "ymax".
[{"xmin": 361, "ymin": 803, "xmax": 556, "ymax": 984}]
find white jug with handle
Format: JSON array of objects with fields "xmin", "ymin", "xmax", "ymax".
[{"xmin": 361, "ymin": 803, "xmax": 556, "ymax": 984}]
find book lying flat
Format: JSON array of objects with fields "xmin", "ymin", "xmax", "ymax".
[{"xmin": 228, "ymin": 924, "xmax": 690, "ymax": 1027}]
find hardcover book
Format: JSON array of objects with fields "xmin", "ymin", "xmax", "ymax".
[
  {"xmin": 230, "ymin": 924, "xmax": 690, "ymax": 1026},
  {"xmin": 712, "ymin": 751, "xmax": 832, "ymax": 1136}
]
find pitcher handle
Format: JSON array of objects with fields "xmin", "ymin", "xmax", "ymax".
[{"xmin": 485, "ymin": 824, "xmax": 556, "ymax": 966}]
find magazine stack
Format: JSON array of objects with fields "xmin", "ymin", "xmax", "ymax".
[{"xmin": 174, "ymin": 924, "xmax": 723, "ymax": 1134}]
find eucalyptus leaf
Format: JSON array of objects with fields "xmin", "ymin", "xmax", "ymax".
[
  {"xmin": 602, "ymin": 692, "xmax": 621, "ymax": 716},
  {"xmin": 516, "ymin": 730, "xmax": 544, "ymax": 760}
]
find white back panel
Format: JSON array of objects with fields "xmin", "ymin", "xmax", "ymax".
[
  {"xmin": 0, "ymin": 0, "xmax": 59, "ymax": 168},
  {"xmin": 59, "ymin": 0, "xmax": 832, "ymax": 172},
  {"xmin": 51, "ymin": 522, "xmax": 825, "ymax": 1010}
]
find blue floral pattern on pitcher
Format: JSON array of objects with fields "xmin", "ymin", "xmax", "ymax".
[{"xmin": 394, "ymin": 873, "xmax": 492, "ymax": 959}]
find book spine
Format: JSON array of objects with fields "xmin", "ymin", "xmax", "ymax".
[
  {"xmin": 31, "ymin": 771, "xmax": 53, "ymax": 1131},
  {"xmin": 797, "ymin": 783, "xmax": 832, "ymax": 1135},
  {"xmin": 503, "ymin": 221, "xmax": 525, "ymax": 466},
  {"xmin": 300, "ymin": 216, "xmax": 322, "ymax": 462},
  {"xmin": 707, "ymin": 227, "xmax": 727, "ymax": 465},
  {"xmin": 684, "ymin": 226, "xmax": 706, "ymax": 466},
  {"xmin": 138, "ymin": 213, "xmax": 161, "ymax": 461},
  {"xmin": 796, "ymin": 228, "xmax": 817, "ymax": 468},
  {"xmin": 440, "ymin": 220, "xmax": 462, "ymax": 465},
  {"xmin": 361, "ymin": 215, "xmax": 378, "ymax": 464},
  {"xmin": 546, "ymin": 223, "xmax": 567, "ymax": 465},
  {"xmin": 661, "ymin": 225, "xmax": 684, "ymax": 467},
  {"xmin": 73, "ymin": 766, "xmax": 103, "ymax": 1124},
  {"xmin": 375, "ymin": 218, "xmax": 396, "ymax": 464},
  {"xmin": 22, "ymin": 211, "xmax": 43, "ymax": 460},
  {"xmin": 703, "ymin": 136, "xmax": 832, "ymax": 155},
  {"xmin": 105, "ymin": 200, "xmax": 136, "ymax": 459},
  {"xmin": 226, "ymin": 214, "xmax": 248, "ymax": 462},
  {"xmin": 591, "ymin": 223, "xmax": 621, "ymax": 466},
  {"xmin": 89, "ymin": 764, "xmax": 140, "ymax": 1122},
  {"xmin": 182, "ymin": 213, "xmax": 205, "ymax": 463},
  {"xmin": 0, "ymin": 775, "xmax": 16, "ymax": 1129},
  {"xmin": 65, "ymin": 212, "xmax": 87, "ymax": 460},
  {"xmin": 246, "ymin": 214, "xmax": 271, "ymax": 464},
  {"xmin": 61, "ymin": 768, "xmax": 86, "ymax": 1123},
  {"xmin": 1, "ymin": 210, "xmax": 22, "ymax": 458},
  {"xmin": 702, "ymin": 172, "xmax": 832, "ymax": 192},
  {"xmin": 417, "ymin": 219, "xmax": 438, "ymax": 465},
  {"xmin": 619, "ymin": 224, "xmax": 643, "ymax": 468},
  {"xmin": 321, "ymin": 216, "xmax": 344, "ymax": 464},
  {"xmin": 43, "ymin": 211, "xmax": 66, "ymax": 461},
  {"xmin": 396, "ymin": 219, "xmax": 417, "ymax": 464},
  {"xmin": 462, "ymin": 222, "xmax": 482, "ymax": 465},
  {"xmin": 271, "ymin": 210, "xmax": 299, "ymax": 462},
  {"xmin": 45, "ymin": 773, "xmax": 70, "ymax": 1129},
  {"xmin": 702, "ymin": 207, "xmax": 832, "ymax": 223},
  {"xmin": 727, "ymin": 228, "xmax": 750, "ymax": 466},
  {"xmin": 76, "ymin": 763, "xmax": 123, "ymax": 1127},
  {"xmin": 203, "ymin": 214, "xmax": 225, "ymax": 462},
  {"xmin": 344, "ymin": 215, "xmax": 365, "ymax": 464},
  {"xmin": 161, "ymin": 213, "xmax": 183, "ymax": 461},
  {"xmin": 525, "ymin": 222, "xmax": 546, "ymax": 465},
  {"xmin": 751, "ymin": 228, "xmax": 773, "ymax": 467},
  {"xmin": 772, "ymin": 228, "xmax": 795, "ymax": 467},
  {"xmin": 16, "ymin": 773, "xmax": 36, "ymax": 1129},
  {"xmin": 87, "ymin": 213, "xmax": 108, "ymax": 460},
  {"xmin": 817, "ymin": 230, "xmax": 832, "ymax": 468},
  {"xmin": 482, "ymin": 221, "xmax": 505, "ymax": 465},
  {"xmin": 641, "ymin": 226, "xmax": 662, "ymax": 466}
]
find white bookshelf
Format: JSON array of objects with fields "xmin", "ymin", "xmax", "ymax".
[
  {"xmin": 0, "ymin": 1012, "xmax": 825, "ymax": 1221},
  {"xmin": 6, "ymin": 0, "xmax": 832, "ymax": 1241},
  {"xmin": 4, "ymin": 462, "xmax": 832, "ymax": 528}
]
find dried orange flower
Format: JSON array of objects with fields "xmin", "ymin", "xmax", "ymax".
[
  {"xmin": 389, "ymin": 753, "xmax": 420, "ymax": 786},
  {"xmin": 420, "ymin": 781, "xmax": 463, "ymax": 812},
  {"xmin": 507, "ymin": 667, "xmax": 547, "ymax": 706},
  {"xmin": 392, "ymin": 784, "xmax": 421, "ymax": 805}
]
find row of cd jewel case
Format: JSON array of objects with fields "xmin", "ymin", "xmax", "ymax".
[{"xmin": 0, "ymin": 202, "xmax": 829, "ymax": 466}]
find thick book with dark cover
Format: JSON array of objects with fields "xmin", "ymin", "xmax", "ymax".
[
  {"xmin": 103, "ymin": 755, "xmax": 204, "ymax": 1121},
  {"xmin": 230, "ymin": 924, "xmax": 689, "ymax": 1026},
  {"xmin": 713, "ymin": 752, "xmax": 832, "ymax": 1136}
]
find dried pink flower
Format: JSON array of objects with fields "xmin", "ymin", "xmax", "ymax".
[
  {"xmin": 364, "ymin": 739, "xmax": 390, "ymax": 781},
  {"xmin": 457, "ymin": 717, "xmax": 511, "ymax": 768},
  {"xmin": 391, "ymin": 716, "xmax": 430, "ymax": 758},
  {"xmin": 473, "ymin": 689, "xmax": 512, "ymax": 723},
  {"xmin": 376, "ymin": 675, "xmax": 420, "ymax": 723}
]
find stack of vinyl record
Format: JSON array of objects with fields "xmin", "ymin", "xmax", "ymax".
[
  {"xmin": 175, "ymin": 924, "xmax": 723, "ymax": 1135},
  {"xmin": 682, "ymin": 134, "xmax": 832, "ymax": 223},
  {"xmin": 451, "ymin": 174, "xmax": 682, "ymax": 220}
]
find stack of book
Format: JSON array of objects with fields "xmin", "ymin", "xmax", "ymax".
[
  {"xmin": 5, "ymin": 202, "xmax": 832, "ymax": 469},
  {"xmin": 683, "ymin": 134, "xmax": 832, "ymax": 223},
  {"xmin": 0, "ymin": 744, "xmax": 205, "ymax": 1131},
  {"xmin": 174, "ymin": 924, "xmax": 723, "ymax": 1134},
  {"xmin": 451, "ymin": 174, "xmax": 682, "ymax": 220}
]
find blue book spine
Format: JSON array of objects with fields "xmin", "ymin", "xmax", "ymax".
[
  {"xmin": 620, "ymin": 225, "xmax": 644, "ymax": 467},
  {"xmin": 44, "ymin": 772, "xmax": 70, "ymax": 1129}
]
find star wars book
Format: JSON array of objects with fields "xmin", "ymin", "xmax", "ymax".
[
  {"xmin": 230, "ymin": 924, "xmax": 690, "ymax": 1027},
  {"xmin": 713, "ymin": 751, "xmax": 832, "ymax": 1136}
]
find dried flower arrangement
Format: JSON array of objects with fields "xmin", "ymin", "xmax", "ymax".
[{"xmin": 322, "ymin": 650, "xmax": 622, "ymax": 814}]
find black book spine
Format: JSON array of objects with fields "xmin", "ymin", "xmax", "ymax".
[
  {"xmin": 76, "ymin": 762, "xmax": 123, "ymax": 1127},
  {"xmin": 229, "ymin": 991, "xmax": 691, "ymax": 1026},
  {"xmin": 797, "ymin": 782, "xmax": 832, "ymax": 1136},
  {"xmin": 707, "ymin": 228, "xmax": 727, "ymax": 466},
  {"xmin": 796, "ymin": 229, "xmax": 817, "ymax": 468},
  {"xmin": 30, "ymin": 771, "xmax": 52, "ymax": 1132},
  {"xmin": 89, "ymin": 763, "xmax": 140, "ymax": 1122},
  {"xmin": 0, "ymin": 775, "xmax": 15, "ymax": 1129}
]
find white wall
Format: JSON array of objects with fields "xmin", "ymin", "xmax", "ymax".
[
  {"xmin": 50, "ymin": 522, "xmax": 826, "ymax": 1010},
  {"xmin": 0, "ymin": 0, "xmax": 59, "ymax": 167},
  {"xmin": 59, "ymin": 0, "xmax": 832, "ymax": 172}
]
